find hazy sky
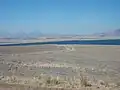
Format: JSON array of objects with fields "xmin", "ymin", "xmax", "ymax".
[{"xmin": 0, "ymin": 0, "xmax": 120, "ymax": 35}]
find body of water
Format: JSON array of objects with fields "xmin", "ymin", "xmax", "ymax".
[{"xmin": 0, "ymin": 39, "xmax": 120, "ymax": 46}]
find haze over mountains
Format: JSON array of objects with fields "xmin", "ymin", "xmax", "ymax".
[{"xmin": 0, "ymin": 29, "xmax": 120, "ymax": 39}]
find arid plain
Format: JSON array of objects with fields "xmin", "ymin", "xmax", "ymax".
[{"xmin": 0, "ymin": 45, "xmax": 120, "ymax": 90}]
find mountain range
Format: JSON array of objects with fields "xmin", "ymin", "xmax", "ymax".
[{"xmin": 0, "ymin": 29, "xmax": 120, "ymax": 39}]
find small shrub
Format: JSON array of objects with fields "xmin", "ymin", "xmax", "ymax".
[
  {"xmin": 99, "ymin": 80, "xmax": 109, "ymax": 87},
  {"xmin": 79, "ymin": 73, "xmax": 92, "ymax": 87},
  {"xmin": 116, "ymin": 82, "xmax": 120, "ymax": 87},
  {"xmin": 46, "ymin": 76, "xmax": 61, "ymax": 85},
  {"xmin": 46, "ymin": 76, "xmax": 52, "ymax": 84},
  {"xmin": 53, "ymin": 78, "xmax": 60, "ymax": 85}
]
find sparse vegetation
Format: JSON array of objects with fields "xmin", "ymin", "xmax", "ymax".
[{"xmin": 0, "ymin": 45, "xmax": 120, "ymax": 90}]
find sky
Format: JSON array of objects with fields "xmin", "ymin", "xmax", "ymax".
[{"xmin": 0, "ymin": 0, "xmax": 120, "ymax": 36}]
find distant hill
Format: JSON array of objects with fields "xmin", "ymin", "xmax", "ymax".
[
  {"xmin": 0, "ymin": 31, "xmax": 43, "ymax": 39},
  {"xmin": 114, "ymin": 29, "xmax": 120, "ymax": 36},
  {"xmin": 95, "ymin": 29, "xmax": 120, "ymax": 37}
]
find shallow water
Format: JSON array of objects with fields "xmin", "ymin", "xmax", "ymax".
[{"xmin": 0, "ymin": 39, "xmax": 120, "ymax": 46}]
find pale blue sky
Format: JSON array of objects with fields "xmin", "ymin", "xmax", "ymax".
[{"xmin": 0, "ymin": 0, "xmax": 120, "ymax": 35}]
